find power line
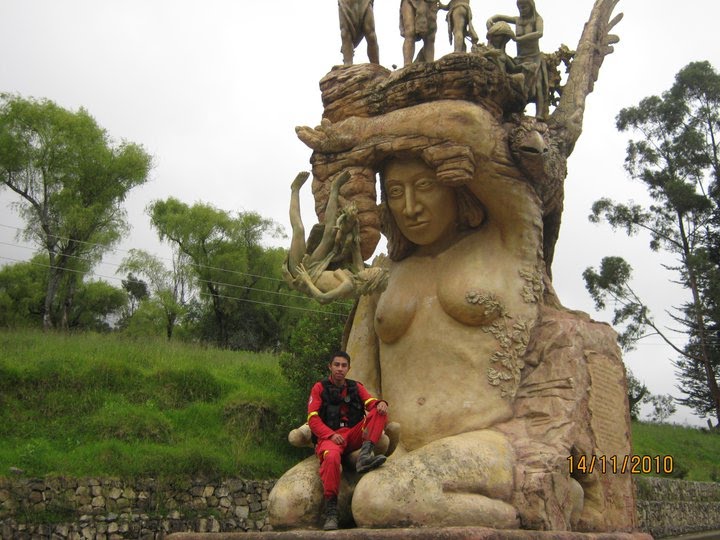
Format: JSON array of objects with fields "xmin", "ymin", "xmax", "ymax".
[
  {"xmin": 0, "ymin": 235, "xmax": 354, "ymax": 307},
  {"xmin": 0, "ymin": 255, "xmax": 349, "ymax": 318},
  {"xmin": 0, "ymin": 222, "xmax": 288, "ymax": 283}
]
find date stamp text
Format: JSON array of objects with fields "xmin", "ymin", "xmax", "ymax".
[{"xmin": 567, "ymin": 455, "xmax": 674, "ymax": 475}]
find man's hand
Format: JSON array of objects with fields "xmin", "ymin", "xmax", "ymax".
[
  {"xmin": 330, "ymin": 433, "xmax": 345, "ymax": 445},
  {"xmin": 376, "ymin": 401, "xmax": 388, "ymax": 416}
]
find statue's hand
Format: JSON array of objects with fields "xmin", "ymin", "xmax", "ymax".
[
  {"xmin": 295, "ymin": 263, "xmax": 312, "ymax": 284},
  {"xmin": 295, "ymin": 118, "xmax": 357, "ymax": 152}
]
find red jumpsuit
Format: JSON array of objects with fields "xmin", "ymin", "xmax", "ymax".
[{"xmin": 307, "ymin": 379, "xmax": 387, "ymax": 498}]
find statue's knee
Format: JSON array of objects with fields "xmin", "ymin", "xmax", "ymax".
[{"xmin": 268, "ymin": 458, "xmax": 323, "ymax": 529}]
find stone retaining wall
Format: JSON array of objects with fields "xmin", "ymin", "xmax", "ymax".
[
  {"xmin": 1, "ymin": 476, "xmax": 719, "ymax": 539},
  {"xmin": 0, "ymin": 476, "xmax": 274, "ymax": 539},
  {"xmin": 635, "ymin": 476, "xmax": 720, "ymax": 538}
]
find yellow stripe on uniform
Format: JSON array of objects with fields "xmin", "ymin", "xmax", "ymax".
[
  {"xmin": 307, "ymin": 411, "xmax": 319, "ymax": 422},
  {"xmin": 364, "ymin": 397, "xmax": 377, "ymax": 406}
]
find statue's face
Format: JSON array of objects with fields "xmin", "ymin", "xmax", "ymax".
[
  {"xmin": 384, "ymin": 157, "xmax": 457, "ymax": 247},
  {"xmin": 517, "ymin": 0, "xmax": 533, "ymax": 17}
]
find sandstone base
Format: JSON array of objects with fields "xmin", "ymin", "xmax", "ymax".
[{"xmin": 167, "ymin": 527, "xmax": 653, "ymax": 540}]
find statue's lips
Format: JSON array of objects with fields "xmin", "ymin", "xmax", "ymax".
[{"xmin": 405, "ymin": 221, "xmax": 429, "ymax": 229}]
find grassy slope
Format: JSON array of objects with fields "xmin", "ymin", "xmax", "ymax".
[
  {"xmin": 631, "ymin": 420, "xmax": 720, "ymax": 482},
  {"xmin": 1, "ymin": 330, "xmax": 718, "ymax": 482},
  {"xmin": 0, "ymin": 329, "xmax": 310, "ymax": 480}
]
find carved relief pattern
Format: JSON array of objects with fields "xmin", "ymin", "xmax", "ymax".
[
  {"xmin": 484, "ymin": 312, "xmax": 532, "ymax": 399},
  {"xmin": 520, "ymin": 266, "xmax": 544, "ymax": 303}
]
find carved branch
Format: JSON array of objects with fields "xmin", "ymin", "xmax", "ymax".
[{"xmin": 549, "ymin": 0, "xmax": 623, "ymax": 155}]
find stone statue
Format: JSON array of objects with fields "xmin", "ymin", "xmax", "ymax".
[
  {"xmin": 400, "ymin": 0, "xmax": 440, "ymax": 65},
  {"xmin": 487, "ymin": 0, "xmax": 549, "ymax": 118},
  {"xmin": 271, "ymin": 0, "xmax": 633, "ymax": 533},
  {"xmin": 283, "ymin": 170, "xmax": 388, "ymax": 303},
  {"xmin": 439, "ymin": 0, "xmax": 479, "ymax": 53},
  {"xmin": 338, "ymin": 0, "xmax": 379, "ymax": 66}
]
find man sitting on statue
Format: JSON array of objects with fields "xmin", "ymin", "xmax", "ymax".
[{"xmin": 307, "ymin": 351, "xmax": 389, "ymax": 530}]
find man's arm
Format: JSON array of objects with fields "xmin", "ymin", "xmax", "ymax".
[
  {"xmin": 307, "ymin": 382, "xmax": 336, "ymax": 440},
  {"xmin": 357, "ymin": 382, "xmax": 388, "ymax": 415}
]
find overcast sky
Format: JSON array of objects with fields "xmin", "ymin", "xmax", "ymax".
[{"xmin": 2, "ymin": 1, "xmax": 719, "ymax": 426}]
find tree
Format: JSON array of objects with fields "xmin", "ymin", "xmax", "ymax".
[
  {"xmin": 0, "ymin": 256, "xmax": 47, "ymax": 327},
  {"xmin": 69, "ymin": 280, "xmax": 127, "ymax": 331},
  {"xmin": 626, "ymin": 368, "xmax": 676, "ymax": 423},
  {"xmin": 121, "ymin": 273, "xmax": 149, "ymax": 317},
  {"xmin": 0, "ymin": 94, "xmax": 152, "ymax": 330},
  {"xmin": 118, "ymin": 249, "xmax": 190, "ymax": 339},
  {"xmin": 148, "ymin": 198, "xmax": 286, "ymax": 349},
  {"xmin": 583, "ymin": 61, "xmax": 720, "ymax": 427}
]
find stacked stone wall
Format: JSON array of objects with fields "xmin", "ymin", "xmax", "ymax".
[
  {"xmin": 1, "ymin": 475, "xmax": 719, "ymax": 538},
  {"xmin": 0, "ymin": 476, "xmax": 273, "ymax": 539},
  {"xmin": 635, "ymin": 476, "xmax": 720, "ymax": 538}
]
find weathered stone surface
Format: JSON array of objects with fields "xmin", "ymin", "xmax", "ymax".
[{"xmin": 166, "ymin": 528, "xmax": 653, "ymax": 540}]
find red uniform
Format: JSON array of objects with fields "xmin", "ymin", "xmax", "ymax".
[{"xmin": 307, "ymin": 379, "xmax": 387, "ymax": 498}]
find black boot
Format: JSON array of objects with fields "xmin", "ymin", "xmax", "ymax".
[
  {"xmin": 323, "ymin": 496, "xmax": 338, "ymax": 531},
  {"xmin": 356, "ymin": 441, "xmax": 386, "ymax": 473}
]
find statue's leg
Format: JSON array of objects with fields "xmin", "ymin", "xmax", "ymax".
[
  {"xmin": 451, "ymin": 11, "xmax": 466, "ymax": 52},
  {"xmin": 363, "ymin": 9, "xmax": 379, "ymax": 64},
  {"xmin": 400, "ymin": 2, "xmax": 416, "ymax": 66},
  {"xmin": 268, "ymin": 456, "xmax": 324, "ymax": 529},
  {"xmin": 340, "ymin": 28, "xmax": 354, "ymax": 66},
  {"xmin": 423, "ymin": 31, "xmax": 436, "ymax": 62},
  {"xmin": 307, "ymin": 171, "xmax": 351, "ymax": 266},
  {"xmin": 351, "ymin": 430, "xmax": 519, "ymax": 528},
  {"xmin": 287, "ymin": 172, "xmax": 310, "ymax": 272}
]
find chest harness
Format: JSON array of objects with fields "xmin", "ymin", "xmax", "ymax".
[{"xmin": 318, "ymin": 378, "xmax": 366, "ymax": 432}]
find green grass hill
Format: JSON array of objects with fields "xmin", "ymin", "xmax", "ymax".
[{"xmin": 0, "ymin": 329, "xmax": 718, "ymax": 482}]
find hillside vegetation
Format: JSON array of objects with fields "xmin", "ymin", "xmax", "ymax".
[
  {"xmin": 0, "ymin": 329, "xmax": 309, "ymax": 480},
  {"xmin": 0, "ymin": 330, "xmax": 718, "ymax": 482}
]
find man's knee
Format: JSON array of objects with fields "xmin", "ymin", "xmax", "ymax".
[{"xmin": 321, "ymin": 448, "xmax": 343, "ymax": 469}]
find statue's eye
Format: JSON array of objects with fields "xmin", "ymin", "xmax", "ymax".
[
  {"xmin": 415, "ymin": 178, "xmax": 434, "ymax": 190},
  {"xmin": 387, "ymin": 184, "xmax": 404, "ymax": 198}
]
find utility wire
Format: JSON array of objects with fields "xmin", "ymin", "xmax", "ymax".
[
  {"xmin": 0, "ymin": 235, "xmax": 354, "ymax": 307},
  {"xmin": 0, "ymin": 255, "xmax": 349, "ymax": 318},
  {"xmin": 0, "ymin": 222, "xmax": 288, "ymax": 283}
]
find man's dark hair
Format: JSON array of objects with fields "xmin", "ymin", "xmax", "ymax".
[{"xmin": 330, "ymin": 350, "xmax": 351, "ymax": 364}]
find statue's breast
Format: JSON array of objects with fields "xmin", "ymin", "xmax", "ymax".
[{"xmin": 374, "ymin": 231, "xmax": 515, "ymax": 344}]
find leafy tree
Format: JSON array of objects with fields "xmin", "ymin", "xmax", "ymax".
[
  {"xmin": 118, "ymin": 249, "xmax": 190, "ymax": 339},
  {"xmin": 0, "ymin": 256, "xmax": 47, "ymax": 327},
  {"xmin": 121, "ymin": 273, "xmax": 149, "ymax": 317},
  {"xmin": 0, "ymin": 94, "xmax": 152, "ymax": 330},
  {"xmin": 626, "ymin": 368, "xmax": 676, "ymax": 423},
  {"xmin": 68, "ymin": 280, "xmax": 127, "ymax": 331},
  {"xmin": 148, "ymin": 198, "xmax": 286, "ymax": 349},
  {"xmin": 626, "ymin": 368, "xmax": 649, "ymax": 421},
  {"xmin": 584, "ymin": 61, "xmax": 720, "ymax": 427}
]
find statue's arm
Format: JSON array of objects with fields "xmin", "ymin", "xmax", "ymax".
[
  {"xmin": 345, "ymin": 293, "xmax": 382, "ymax": 397},
  {"xmin": 516, "ymin": 16, "xmax": 543, "ymax": 42},
  {"xmin": 550, "ymin": 0, "xmax": 622, "ymax": 154},
  {"xmin": 486, "ymin": 14, "xmax": 515, "ymax": 28}
]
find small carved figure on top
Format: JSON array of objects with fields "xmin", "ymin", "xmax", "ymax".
[
  {"xmin": 487, "ymin": 0, "xmax": 549, "ymax": 118},
  {"xmin": 485, "ymin": 21, "xmax": 518, "ymax": 70},
  {"xmin": 338, "ymin": 0, "xmax": 380, "ymax": 66},
  {"xmin": 400, "ymin": 0, "xmax": 441, "ymax": 66},
  {"xmin": 439, "ymin": 0, "xmax": 479, "ymax": 53},
  {"xmin": 284, "ymin": 170, "xmax": 388, "ymax": 304}
]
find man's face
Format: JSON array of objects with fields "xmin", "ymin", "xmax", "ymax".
[{"xmin": 329, "ymin": 356, "xmax": 350, "ymax": 385}]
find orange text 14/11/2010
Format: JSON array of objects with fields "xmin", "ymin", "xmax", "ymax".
[{"xmin": 567, "ymin": 454, "xmax": 674, "ymax": 475}]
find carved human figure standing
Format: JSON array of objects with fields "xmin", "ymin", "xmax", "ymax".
[
  {"xmin": 439, "ymin": 0, "xmax": 479, "ymax": 52},
  {"xmin": 338, "ymin": 0, "xmax": 379, "ymax": 65},
  {"xmin": 400, "ymin": 0, "xmax": 440, "ymax": 65},
  {"xmin": 487, "ymin": 0, "xmax": 549, "ymax": 117}
]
